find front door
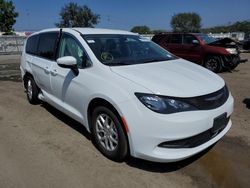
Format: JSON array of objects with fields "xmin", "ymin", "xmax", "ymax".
[
  {"xmin": 50, "ymin": 33, "xmax": 91, "ymax": 122},
  {"xmin": 182, "ymin": 34, "xmax": 202, "ymax": 64}
]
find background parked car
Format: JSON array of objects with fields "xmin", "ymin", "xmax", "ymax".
[
  {"xmin": 242, "ymin": 38, "xmax": 250, "ymax": 50},
  {"xmin": 152, "ymin": 33, "xmax": 246, "ymax": 72}
]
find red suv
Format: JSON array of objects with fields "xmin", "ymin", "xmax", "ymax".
[{"xmin": 152, "ymin": 33, "xmax": 246, "ymax": 72}]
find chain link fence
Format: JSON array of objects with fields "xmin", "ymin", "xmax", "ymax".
[{"xmin": 0, "ymin": 36, "xmax": 26, "ymax": 55}]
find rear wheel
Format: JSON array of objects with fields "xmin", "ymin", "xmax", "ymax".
[
  {"xmin": 91, "ymin": 106, "xmax": 128, "ymax": 161},
  {"xmin": 25, "ymin": 76, "xmax": 39, "ymax": 104},
  {"xmin": 204, "ymin": 56, "xmax": 222, "ymax": 73}
]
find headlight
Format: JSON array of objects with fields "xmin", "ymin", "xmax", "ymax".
[
  {"xmin": 135, "ymin": 93, "xmax": 197, "ymax": 114},
  {"xmin": 226, "ymin": 48, "xmax": 237, "ymax": 54}
]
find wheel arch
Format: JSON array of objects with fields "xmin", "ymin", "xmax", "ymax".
[
  {"xmin": 23, "ymin": 71, "xmax": 34, "ymax": 89},
  {"xmin": 86, "ymin": 97, "xmax": 131, "ymax": 154},
  {"xmin": 87, "ymin": 98, "xmax": 128, "ymax": 133},
  {"xmin": 202, "ymin": 54, "xmax": 223, "ymax": 65}
]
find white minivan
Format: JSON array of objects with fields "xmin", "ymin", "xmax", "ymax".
[{"xmin": 20, "ymin": 28, "xmax": 234, "ymax": 162}]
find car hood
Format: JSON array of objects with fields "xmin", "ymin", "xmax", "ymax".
[
  {"xmin": 208, "ymin": 37, "xmax": 238, "ymax": 48},
  {"xmin": 110, "ymin": 59, "xmax": 225, "ymax": 97}
]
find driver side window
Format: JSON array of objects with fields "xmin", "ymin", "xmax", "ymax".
[
  {"xmin": 183, "ymin": 34, "xmax": 198, "ymax": 45},
  {"xmin": 58, "ymin": 33, "xmax": 90, "ymax": 68}
]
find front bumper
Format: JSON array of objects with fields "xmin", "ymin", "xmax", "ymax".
[
  {"xmin": 146, "ymin": 121, "xmax": 231, "ymax": 162},
  {"xmin": 118, "ymin": 93, "xmax": 234, "ymax": 162},
  {"xmin": 222, "ymin": 54, "xmax": 247, "ymax": 69}
]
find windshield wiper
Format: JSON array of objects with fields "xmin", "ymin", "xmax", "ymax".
[
  {"xmin": 142, "ymin": 58, "xmax": 169, "ymax": 64},
  {"xmin": 105, "ymin": 61, "xmax": 133, "ymax": 66},
  {"xmin": 105, "ymin": 58, "xmax": 170, "ymax": 66}
]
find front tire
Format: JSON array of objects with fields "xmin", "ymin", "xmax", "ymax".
[
  {"xmin": 227, "ymin": 55, "xmax": 240, "ymax": 70},
  {"xmin": 25, "ymin": 76, "xmax": 39, "ymax": 104},
  {"xmin": 204, "ymin": 56, "xmax": 222, "ymax": 73},
  {"xmin": 91, "ymin": 106, "xmax": 128, "ymax": 162}
]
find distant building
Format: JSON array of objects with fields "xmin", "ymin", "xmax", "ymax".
[
  {"xmin": 208, "ymin": 32, "xmax": 245, "ymax": 41},
  {"xmin": 0, "ymin": 31, "xmax": 32, "ymax": 36}
]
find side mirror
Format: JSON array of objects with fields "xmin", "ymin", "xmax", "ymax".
[
  {"xmin": 192, "ymin": 40, "xmax": 199, "ymax": 45},
  {"xmin": 57, "ymin": 56, "xmax": 77, "ymax": 67},
  {"xmin": 57, "ymin": 56, "xmax": 79, "ymax": 75}
]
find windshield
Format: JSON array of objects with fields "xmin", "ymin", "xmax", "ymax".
[
  {"xmin": 82, "ymin": 34, "xmax": 176, "ymax": 66},
  {"xmin": 196, "ymin": 34, "xmax": 217, "ymax": 44}
]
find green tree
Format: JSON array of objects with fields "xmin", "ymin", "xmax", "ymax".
[
  {"xmin": 56, "ymin": 2, "xmax": 100, "ymax": 28},
  {"xmin": 131, "ymin": 25, "xmax": 151, "ymax": 34},
  {"xmin": 171, "ymin": 12, "xmax": 201, "ymax": 32},
  {"xmin": 0, "ymin": 0, "xmax": 18, "ymax": 34}
]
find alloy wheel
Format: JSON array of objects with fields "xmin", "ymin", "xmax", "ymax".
[
  {"xmin": 206, "ymin": 58, "xmax": 218, "ymax": 71},
  {"xmin": 27, "ymin": 79, "xmax": 33, "ymax": 100},
  {"xmin": 95, "ymin": 113, "xmax": 118, "ymax": 151}
]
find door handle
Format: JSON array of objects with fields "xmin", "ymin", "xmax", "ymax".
[
  {"xmin": 44, "ymin": 66, "xmax": 50, "ymax": 74},
  {"xmin": 51, "ymin": 69, "xmax": 58, "ymax": 76}
]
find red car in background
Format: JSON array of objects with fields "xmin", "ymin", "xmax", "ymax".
[{"xmin": 152, "ymin": 33, "xmax": 246, "ymax": 72}]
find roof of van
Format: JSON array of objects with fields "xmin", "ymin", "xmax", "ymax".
[
  {"xmin": 74, "ymin": 28, "xmax": 136, "ymax": 35},
  {"xmin": 34, "ymin": 28, "xmax": 137, "ymax": 35}
]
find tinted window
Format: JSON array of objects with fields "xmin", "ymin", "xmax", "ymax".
[
  {"xmin": 164, "ymin": 34, "xmax": 171, "ymax": 43},
  {"xmin": 183, "ymin": 34, "xmax": 197, "ymax": 44},
  {"xmin": 58, "ymin": 33, "xmax": 90, "ymax": 68},
  {"xmin": 37, "ymin": 32, "xmax": 58, "ymax": 60},
  {"xmin": 152, "ymin": 34, "xmax": 165, "ymax": 43},
  {"xmin": 26, "ymin": 35, "xmax": 39, "ymax": 55},
  {"xmin": 170, "ymin": 34, "xmax": 182, "ymax": 44}
]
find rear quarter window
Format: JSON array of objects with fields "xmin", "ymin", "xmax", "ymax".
[
  {"xmin": 26, "ymin": 35, "xmax": 39, "ymax": 55},
  {"xmin": 152, "ymin": 35, "xmax": 164, "ymax": 43},
  {"xmin": 37, "ymin": 32, "xmax": 59, "ymax": 60}
]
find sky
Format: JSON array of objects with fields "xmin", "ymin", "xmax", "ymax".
[{"xmin": 12, "ymin": 0, "xmax": 250, "ymax": 31}]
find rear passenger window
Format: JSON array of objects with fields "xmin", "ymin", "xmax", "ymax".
[
  {"xmin": 26, "ymin": 35, "xmax": 39, "ymax": 55},
  {"xmin": 37, "ymin": 32, "xmax": 59, "ymax": 60},
  {"xmin": 170, "ymin": 34, "xmax": 182, "ymax": 44},
  {"xmin": 164, "ymin": 35, "xmax": 171, "ymax": 43}
]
